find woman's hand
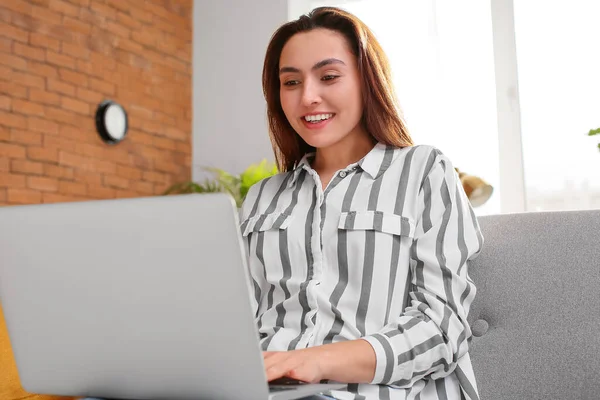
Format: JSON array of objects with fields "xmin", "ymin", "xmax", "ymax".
[
  {"xmin": 263, "ymin": 339, "xmax": 377, "ymax": 384},
  {"xmin": 263, "ymin": 347, "xmax": 327, "ymax": 383}
]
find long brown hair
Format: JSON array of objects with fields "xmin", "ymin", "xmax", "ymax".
[{"xmin": 262, "ymin": 6, "xmax": 414, "ymax": 172}]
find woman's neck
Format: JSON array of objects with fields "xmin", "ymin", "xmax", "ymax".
[{"xmin": 312, "ymin": 131, "xmax": 375, "ymax": 174}]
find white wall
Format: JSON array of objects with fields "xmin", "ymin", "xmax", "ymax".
[{"xmin": 192, "ymin": 0, "xmax": 289, "ymax": 179}]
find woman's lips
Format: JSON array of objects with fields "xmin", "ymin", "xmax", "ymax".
[{"xmin": 301, "ymin": 115, "xmax": 335, "ymax": 130}]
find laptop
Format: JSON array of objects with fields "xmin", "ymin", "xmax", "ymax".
[{"xmin": 0, "ymin": 193, "xmax": 346, "ymax": 400}]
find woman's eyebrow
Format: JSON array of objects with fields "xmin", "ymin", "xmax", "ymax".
[{"xmin": 279, "ymin": 58, "xmax": 346, "ymax": 74}]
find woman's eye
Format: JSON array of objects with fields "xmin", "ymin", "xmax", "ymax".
[
  {"xmin": 283, "ymin": 80, "xmax": 300, "ymax": 86},
  {"xmin": 322, "ymin": 75, "xmax": 339, "ymax": 81}
]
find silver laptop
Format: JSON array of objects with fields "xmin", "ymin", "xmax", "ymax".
[{"xmin": 0, "ymin": 193, "xmax": 345, "ymax": 400}]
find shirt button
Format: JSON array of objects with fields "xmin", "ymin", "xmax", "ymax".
[{"xmin": 339, "ymin": 171, "xmax": 347, "ymax": 178}]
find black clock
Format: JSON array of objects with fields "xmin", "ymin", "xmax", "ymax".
[{"xmin": 95, "ymin": 100, "xmax": 128, "ymax": 145}]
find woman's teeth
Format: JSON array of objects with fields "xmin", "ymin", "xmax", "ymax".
[{"xmin": 304, "ymin": 113, "xmax": 333, "ymax": 123}]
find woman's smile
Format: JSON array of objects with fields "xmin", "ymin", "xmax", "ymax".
[{"xmin": 301, "ymin": 113, "xmax": 336, "ymax": 130}]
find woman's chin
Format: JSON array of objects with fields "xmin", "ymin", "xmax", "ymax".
[{"xmin": 300, "ymin": 132, "xmax": 343, "ymax": 150}]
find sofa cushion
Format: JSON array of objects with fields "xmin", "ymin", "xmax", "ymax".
[{"xmin": 468, "ymin": 210, "xmax": 600, "ymax": 399}]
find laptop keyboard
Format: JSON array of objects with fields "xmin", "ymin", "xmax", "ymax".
[
  {"xmin": 269, "ymin": 377, "xmax": 309, "ymax": 392},
  {"xmin": 269, "ymin": 386, "xmax": 298, "ymax": 392}
]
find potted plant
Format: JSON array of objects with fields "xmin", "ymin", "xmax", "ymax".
[
  {"xmin": 164, "ymin": 159, "xmax": 279, "ymax": 207},
  {"xmin": 589, "ymin": 127, "xmax": 600, "ymax": 151}
]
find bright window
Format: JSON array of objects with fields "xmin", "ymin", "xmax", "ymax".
[
  {"xmin": 290, "ymin": 0, "xmax": 600, "ymax": 214},
  {"xmin": 514, "ymin": 0, "xmax": 600, "ymax": 211}
]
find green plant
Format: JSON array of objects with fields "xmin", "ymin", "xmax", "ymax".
[
  {"xmin": 163, "ymin": 159, "xmax": 279, "ymax": 207},
  {"xmin": 589, "ymin": 127, "xmax": 600, "ymax": 151}
]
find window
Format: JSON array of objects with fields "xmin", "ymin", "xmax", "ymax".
[
  {"xmin": 514, "ymin": 0, "xmax": 600, "ymax": 211},
  {"xmin": 289, "ymin": 0, "xmax": 600, "ymax": 213}
]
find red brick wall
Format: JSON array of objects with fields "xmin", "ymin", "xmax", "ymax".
[
  {"xmin": 1, "ymin": 3, "xmax": 193, "ymax": 399},
  {"xmin": 0, "ymin": 0, "xmax": 192, "ymax": 206}
]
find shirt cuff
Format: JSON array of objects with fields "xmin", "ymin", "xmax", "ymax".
[{"xmin": 361, "ymin": 333, "xmax": 401, "ymax": 384}]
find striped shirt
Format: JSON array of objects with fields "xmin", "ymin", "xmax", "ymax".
[{"xmin": 239, "ymin": 144, "xmax": 484, "ymax": 400}]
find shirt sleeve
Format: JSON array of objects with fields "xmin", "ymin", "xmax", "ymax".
[{"xmin": 361, "ymin": 153, "xmax": 484, "ymax": 387}]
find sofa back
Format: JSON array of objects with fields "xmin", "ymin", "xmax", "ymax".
[{"xmin": 468, "ymin": 210, "xmax": 600, "ymax": 399}]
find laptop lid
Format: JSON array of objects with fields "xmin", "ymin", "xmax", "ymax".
[{"xmin": 0, "ymin": 193, "xmax": 274, "ymax": 400}]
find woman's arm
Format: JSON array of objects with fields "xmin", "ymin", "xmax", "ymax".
[
  {"xmin": 360, "ymin": 153, "xmax": 483, "ymax": 386},
  {"xmin": 264, "ymin": 339, "xmax": 377, "ymax": 383}
]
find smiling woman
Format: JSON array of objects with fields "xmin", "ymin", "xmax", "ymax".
[
  {"xmin": 282, "ymin": 36, "xmax": 362, "ymax": 146},
  {"xmin": 245, "ymin": 6, "xmax": 484, "ymax": 400},
  {"xmin": 262, "ymin": 11, "xmax": 413, "ymax": 175}
]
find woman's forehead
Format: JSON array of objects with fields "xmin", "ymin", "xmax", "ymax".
[{"xmin": 279, "ymin": 29, "xmax": 354, "ymax": 69}]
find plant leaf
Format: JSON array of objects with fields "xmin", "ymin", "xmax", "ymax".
[
  {"xmin": 204, "ymin": 167, "xmax": 240, "ymax": 202},
  {"xmin": 163, "ymin": 181, "xmax": 190, "ymax": 195},
  {"xmin": 588, "ymin": 127, "xmax": 600, "ymax": 136},
  {"xmin": 239, "ymin": 159, "xmax": 279, "ymax": 200},
  {"xmin": 164, "ymin": 160, "xmax": 278, "ymax": 207},
  {"xmin": 162, "ymin": 180, "xmax": 223, "ymax": 195}
]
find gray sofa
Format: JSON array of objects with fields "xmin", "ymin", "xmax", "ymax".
[{"xmin": 467, "ymin": 209, "xmax": 600, "ymax": 399}]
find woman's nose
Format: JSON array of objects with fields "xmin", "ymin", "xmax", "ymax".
[{"xmin": 301, "ymin": 80, "xmax": 321, "ymax": 106}]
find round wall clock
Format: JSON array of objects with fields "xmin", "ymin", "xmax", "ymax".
[{"xmin": 95, "ymin": 100, "xmax": 128, "ymax": 145}]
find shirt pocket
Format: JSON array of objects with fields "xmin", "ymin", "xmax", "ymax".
[
  {"xmin": 241, "ymin": 211, "xmax": 294, "ymax": 237},
  {"xmin": 338, "ymin": 210, "xmax": 415, "ymax": 238}
]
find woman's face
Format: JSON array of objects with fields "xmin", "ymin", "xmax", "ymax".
[{"xmin": 278, "ymin": 28, "xmax": 365, "ymax": 150}]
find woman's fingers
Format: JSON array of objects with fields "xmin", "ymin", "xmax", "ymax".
[
  {"xmin": 266, "ymin": 359, "xmax": 294, "ymax": 381},
  {"xmin": 262, "ymin": 351, "xmax": 278, "ymax": 360},
  {"xmin": 264, "ymin": 352, "xmax": 301, "ymax": 381},
  {"xmin": 263, "ymin": 351, "xmax": 286, "ymax": 370},
  {"xmin": 262, "ymin": 349, "xmax": 323, "ymax": 383}
]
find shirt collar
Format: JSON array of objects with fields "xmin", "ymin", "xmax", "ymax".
[
  {"xmin": 357, "ymin": 142, "xmax": 393, "ymax": 180},
  {"xmin": 288, "ymin": 142, "xmax": 395, "ymax": 186},
  {"xmin": 289, "ymin": 152, "xmax": 315, "ymax": 186}
]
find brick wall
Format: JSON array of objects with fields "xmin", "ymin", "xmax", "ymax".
[
  {"xmin": 0, "ymin": 0, "xmax": 192, "ymax": 206},
  {"xmin": 0, "ymin": 1, "xmax": 192, "ymax": 399}
]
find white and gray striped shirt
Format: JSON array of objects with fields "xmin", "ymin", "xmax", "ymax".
[{"xmin": 239, "ymin": 144, "xmax": 484, "ymax": 400}]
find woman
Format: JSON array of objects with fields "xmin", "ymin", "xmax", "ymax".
[
  {"xmin": 239, "ymin": 6, "xmax": 483, "ymax": 400},
  {"xmin": 86, "ymin": 6, "xmax": 483, "ymax": 400}
]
